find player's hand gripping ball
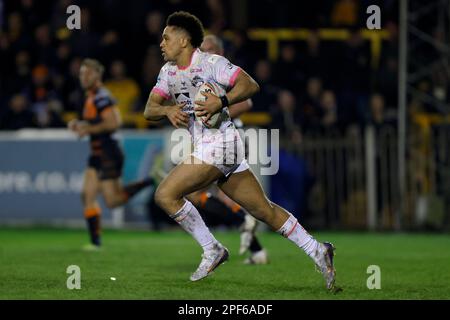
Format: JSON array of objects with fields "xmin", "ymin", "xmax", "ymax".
[{"xmin": 194, "ymin": 82, "xmax": 226, "ymax": 129}]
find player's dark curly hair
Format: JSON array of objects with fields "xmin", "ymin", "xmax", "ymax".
[{"xmin": 166, "ymin": 11, "xmax": 204, "ymax": 48}]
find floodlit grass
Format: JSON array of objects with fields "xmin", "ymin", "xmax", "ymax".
[{"xmin": 0, "ymin": 228, "xmax": 449, "ymax": 299}]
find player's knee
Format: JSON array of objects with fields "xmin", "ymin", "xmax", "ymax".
[
  {"xmin": 186, "ymin": 193, "xmax": 201, "ymax": 207},
  {"xmin": 154, "ymin": 186, "xmax": 171, "ymax": 210},
  {"xmin": 103, "ymin": 195, "xmax": 117, "ymax": 209}
]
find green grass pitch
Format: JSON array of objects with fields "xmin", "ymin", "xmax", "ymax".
[{"xmin": 0, "ymin": 227, "xmax": 449, "ymax": 299}]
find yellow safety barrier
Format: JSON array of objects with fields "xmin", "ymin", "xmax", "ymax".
[{"xmin": 221, "ymin": 28, "xmax": 390, "ymax": 68}]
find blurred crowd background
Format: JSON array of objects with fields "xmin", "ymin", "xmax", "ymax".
[
  {"xmin": 0, "ymin": 0, "xmax": 405, "ymax": 134},
  {"xmin": 1, "ymin": 0, "xmax": 449, "ymax": 230},
  {"xmin": 0, "ymin": 0, "xmax": 443, "ymax": 135}
]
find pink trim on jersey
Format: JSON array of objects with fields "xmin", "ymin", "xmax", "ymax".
[
  {"xmin": 229, "ymin": 68, "xmax": 241, "ymax": 87},
  {"xmin": 152, "ymin": 88, "xmax": 170, "ymax": 100},
  {"xmin": 177, "ymin": 49, "xmax": 197, "ymax": 70}
]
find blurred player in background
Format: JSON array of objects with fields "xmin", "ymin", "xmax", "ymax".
[
  {"xmin": 68, "ymin": 58, "xmax": 154, "ymax": 250},
  {"xmin": 144, "ymin": 12, "xmax": 338, "ymax": 291},
  {"xmin": 186, "ymin": 34, "xmax": 268, "ymax": 265}
]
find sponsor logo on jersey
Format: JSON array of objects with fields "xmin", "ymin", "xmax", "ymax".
[
  {"xmin": 191, "ymin": 76, "xmax": 204, "ymax": 88},
  {"xmin": 174, "ymin": 92, "xmax": 190, "ymax": 100},
  {"xmin": 190, "ymin": 67, "xmax": 203, "ymax": 73}
]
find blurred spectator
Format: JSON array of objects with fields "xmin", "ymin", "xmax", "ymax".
[
  {"xmin": 54, "ymin": 41, "xmax": 72, "ymax": 72},
  {"xmin": 26, "ymin": 64, "xmax": 57, "ymax": 104},
  {"xmin": 200, "ymin": 34, "xmax": 224, "ymax": 55},
  {"xmin": 4, "ymin": 50, "xmax": 31, "ymax": 97},
  {"xmin": 273, "ymin": 44, "xmax": 304, "ymax": 92},
  {"xmin": 6, "ymin": 12, "xmax": 31, "ymax": 51},
  {"xmin": 366, "ymin": 93, "xmax": 396, "ymax": 128},
  {"xmin": 104, "ymin": 60, "xmax": 140, "ymax": 117},
  {"xmin": 32, "ymin": 24, "xmax": 56, "ymax": 66},
  {"xmin": 145, "ymin": 11, "xmax": 165, "ymax": 44},
  {"xmin": 270, "ymin": 89, "xmax": 300, "ymax": 137},
  {"xmin": 51, "ymin": 42, "xmax": 73, "ymax": 100},
  {"xmin": 64, "ymin": 57, "xmax": 85, "ymax": 112},
  {"xmin": 374, "ymin": 56, "xmax": 397, "ymax": 108},
  {"xmin": 300, "ymin": 77, "xmax": 323, "ymax": 132},
  {"xmin": 227, "ymin": 29, "xmax": 254, "ymax": 71},
  {"xmin": 141, "ymin": 45, "xmax": 164, "ymax": 103},
  {"xmin": 15, "ymin": 0, "xmax": 48, "ymax": 32},
  {"xmin": 251, "ymin": 59, "xmax": 279, "ymax": 112},
  {"xmin": 25, "ymin": 64, "xmax": 62, "ymax": 126},
  {"xmin": 205, "ymin": 0, "xmax": 226, "ymax": 34},
  {"xmin": 269, "ymin": 89, "xmax": 305, "ymax": 149},
  {"xmin": 131, "ymin": 10, "xmax": 165, "ymax": 77},
  {"xmin": 98, "ymin": 30, "xmax": 122, "ymax": 68},
  {"xmin": 375, "ymin": 21, "xmax": 398, "ymax": 108},
  {"xmin": 368, "ymin": 93, "xmax": 385, "ymax": 126},
  {"xmin": 0, "ymin": 94, "xmax": 35, "ymax": 130},
  {"xmin": 318, "ymin": 90, "xmax": 339, "ymax": 132},
  {"xmin": 337, "ymin": 29, "xmax": 371, "ymax": 126},
  {"xmin": 34, "ymin": 98, "xmax": 65, "ymax": 128},
  {"xmin": 301, "ymin": 30, "xmax": 328, "ymax": 81}
]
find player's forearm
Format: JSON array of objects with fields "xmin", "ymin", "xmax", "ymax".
[
  {"xmin": 228, "ymin": 99, "xmax": 252, "ymax": 118},
  {"xmin": 143, "ymin": 102, "xmax": 167, "ymax": 121},
  {"xmin": 87, "ymin": 121, "xmax": 118, "ymax": 134},
  {"xmin": 225, "ymin": 72, "xmax": 260, "ymax": 106}
]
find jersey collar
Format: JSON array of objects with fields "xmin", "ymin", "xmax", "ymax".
[{"xmin": 177, "ymin": 48, "xmax": 199, "ymax": 71}]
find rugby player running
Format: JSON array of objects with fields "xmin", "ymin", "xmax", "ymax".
[
  {"xmin": 69, "ymin": 59, "xmax": 153, "ymax": 250},
  {"xmin": 143, "ymin": 12, "xmax": 338, "ymax": 291}
]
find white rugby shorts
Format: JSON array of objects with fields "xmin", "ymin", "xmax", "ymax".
[{"xmin": 191, "ymin": 127, "xmax": 249, "ymax": 177}]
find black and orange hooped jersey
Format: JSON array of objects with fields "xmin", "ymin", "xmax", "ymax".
[{"xmin": 82, "ymin": 87, "xmax": 118, "ymax": 155}]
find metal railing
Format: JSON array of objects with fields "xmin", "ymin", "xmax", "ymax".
[{"xmin": 286, "ymin": 124, "xmax": 449, "ymax": 231}]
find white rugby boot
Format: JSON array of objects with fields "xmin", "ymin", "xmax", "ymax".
[
  {"xmin": 243, "ymin": 249, "xmax": 269, "ymax": 265},
  {"xmin": 313, "ymin": 242, "xmax": 341, "ymax": 292},
  {"xmin": 190, "ymin": 242, "xmax": 229, "ymax": 281}
]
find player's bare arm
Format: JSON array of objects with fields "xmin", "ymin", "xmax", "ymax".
[
  {"xmin": 143, "ymin": 92, "xmax": 189, "ymax": 128},
  {"xmin": 194, "ymin": 71, "xmax": 259, "ymax": 121},
  {"xmin": 75, "ymin": 107, "xmax": 121, "ymax": 138},
  {"xmin": 228, "ymin": 99, "xmax": 253, "ymax": 118}
]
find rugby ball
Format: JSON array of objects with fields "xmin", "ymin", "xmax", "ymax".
[{"xmin": 194, "ymin": 82, "xmax": 226, "ymax": 128}]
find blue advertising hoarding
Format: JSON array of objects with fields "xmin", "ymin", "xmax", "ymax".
[{"xmin": 0, "ymin": 130, "xmax": 165, "ymax": 225}]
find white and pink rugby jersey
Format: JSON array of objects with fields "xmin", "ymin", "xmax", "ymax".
[{"xmin": 151, "ymin": 48, "xmax": 241, "ymax": 138}]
